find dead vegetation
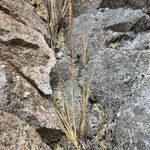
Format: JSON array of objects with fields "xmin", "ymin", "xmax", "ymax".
[
  {"xmin": 44, "ymin": 0, "xmax": 73, "ymax": 49},
  {"xmin": 44, "ymin": 0, "xmax": 112, "ymax": 149},
  {"xmin": 53, "ymin": 36, "xmax": 98, "ymax": 149}
]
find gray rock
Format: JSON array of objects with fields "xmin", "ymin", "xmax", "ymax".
[
  {"xmin": 127, "ymin": 0, "xmax": 150, "ymax": 9},
  {"xmin": 70, "ymin": 5, "xmax": 150, "ymax": 149},
  {"xmin": 72, "ymin": 9, "xmax": 150, "ymax": 106},
  {"xmin": 0, "ymin": 60, "xmax": 59, "ymax": 130},
  {"xmin": 0, "ymin": 0, "xmax": 48, "ymax": 37},
  {"xmin": 115, "ymin": 78, "xmax": 150, "ymax": 149},
  {"xmin": 72, "ymin": 0, "xmax": 101, "ymax": 17},
  {"xmin": 0, "ymin": 10, "xmax": 56, "ymax": 95},
  {"xmin": 1, "ymin": 0, "xmax": 150, "ymax": 149},
  {"xmin": 99, "ymin": 0, "xmax": 150, "ymax": 9},
  {"xmin": 99, "ymin": 0, "xmax": 127, "ymax": 9},
  {"xmin": 0, "ymin": 63, "xmax": 7, "ymax": 101},
  {"xmin": 73, "ymin": 8, "xmax": 150, "ymax": 35},
  {"xmin": 0, "ymin": 111, "xmax": 51, "ymax": 150}
]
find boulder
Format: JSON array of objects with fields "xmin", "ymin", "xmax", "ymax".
[
  {"xmin": 0, "ymin": 10, "xmax": 56, "ymax": 95},
  {"xmin": 114, "ymin": 78, "xmax": 150, "ymax": 149},
  {"xmin": 72, "ymin": 0, "xmax": 100, "ymax": 17},
  {"xmin": 72, "ymin": 9, "xmax": 150, "ymax": 107},
  {"xmin": 73, "ymin": 8, "xmax": 150, "ymax": 34},
  {"xmin": 127, "ymin": 0, "xmax": 150, "ymax": 9},
  {"xmin": 0, "ymin": 2, "xmax": 63, "ymax": 148},
  {"xmin": 1, "ymin": 0, "xmax": 150, "ymax": 149},
  {"xmin": 0, "ymin": 60, "xmax": 59, "ymax": 129},
  {"xmin": 69, "ymin": 6, "xmax": 150, "ymax": 149},
  {"xmin": 0, "ymin": 0, "xmax": 48, "ymax": 37},
  {"xmin": 0, "ymin": 111, "xmax": 51, "ymax": 150}
]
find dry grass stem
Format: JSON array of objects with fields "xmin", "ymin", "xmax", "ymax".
[
  {"xmin": 82, "ymin": 35, "xmax": 89, "ymax": 67},
  {"xmin": 48, "ymin": 1, "xmax": 104, "ymax": 149}
]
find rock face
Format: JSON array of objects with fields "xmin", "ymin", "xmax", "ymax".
[
  {"xmin": 72, "ymin": 8, "xmax": 150, "ymax": 100},
  {"xmin": 0, "ymin": 0, "xmax": 63, "ymax": 149},
  {"xmin": 0, "ymin": 111, "xmax": 51, "ymax": 150},
  {"xmin": 72, "ymin": 0, "xmax": 100, "ymax": 17},
  {"xmin": 68, "ymin": 2, "xmax": 150, "ymax": 149},
  {"xmin": 0, "ymin": 10, "xmax": 56, "ymax": 95},
  {"xmin": 0, "ymin": 60, "xmax": 58, "ymax": 129},
  {"xmin": 0, "ymin": 0, "xmax": 48, "ymax": 37},
  {"xmin": 48, "ymin": 0, "xmax": 150, "ymax": 149},
  {"xmin": 0, "ymin": 0, "xmax": 150, "ymax": 149},
  {"xmin": 115, "ymin": 78, "xmax": 150, "ymax": 149},
  {"xmin": 99, "ymin": 0, "xmax": 150, "ymax": 9}
]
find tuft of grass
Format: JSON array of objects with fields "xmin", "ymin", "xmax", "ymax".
[
  {"xmin": 45, "ymin": 0, "xmax": 71, "ymax": 48},
  {"xmin": 48, "ymin": 0, "xmax": 99, "ymax": 149},
  {"xmin": 55, "ymin": 59, "xmax": 98, "ymax": 149},
  {"xmin": 54, "ymin": 97, "xmax": 79, "ymax": 149},
  {"xmin": 79, "ymin": 57, "xmax": 99, "ymax": 140},
  {"xmin": 54, "ymin": 36, "xmax": 98, "ymax": 149}
]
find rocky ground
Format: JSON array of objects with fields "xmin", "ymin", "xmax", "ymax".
[{"xmin": 0, "ymin": 0, "xmax": 150, "ymax": 150}]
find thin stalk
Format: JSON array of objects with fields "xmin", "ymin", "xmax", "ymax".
[
  {"xmin": 68, "ymin": 0, "xmax": 77, "ymax": 144},
  {"xmin": 80, "ymin": 56, "xmax": 99, "ymax": 138},
  {"xmin": 82, "ymin": 35, "xmax": 89, "ymax": 67},
  {"xmin": 70, "ymin": 35, "xmax": 77, "ymax": 142}
]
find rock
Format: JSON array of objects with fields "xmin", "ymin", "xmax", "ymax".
[
  {"xmin": 130, "ymin": 16, "xmax": 150, "ymax": 32},
  {"xmin": 0, "ymin": 111, "xmax": 51, "ymax": 150},
  {"xmin": 127, "ymin": 0, "xmax": 150, "ymax": 9},
  {"xmin": 0, "ymin": 10, "xmax": 56, "ymax": 95},
  {"xmin": 73, "ymin": 8, "xmax": 149, "ymax": 35},
  {"xmin": 72, "ymin": 8, "xmax": 150, "ymax": 106},
  {"xmin": 99, "ymin": 0, "xmax": 150, "ymax": 9},
  {"xmin": 0, "ymin": 63, "xmax": 7, "ymax": 101},
  {"xmin": 0, "ymin": 0, "xmax": 48, "ymax": 37},
  {"xmin": 1, "ymin": 0, "xmax": 150, "ymax": 149},
  {"xmin": 104, "ymin": 22, "xmax": 133, "ymax": 32},
  {"xmin": 99, "ymin": 0, "xmax": 126, "ymax": 9},
  {"xmin": 72, "ymin": 0, "xmax": 100, "ymax": 17},
  {"xmin": 36, "ymin": 127, "xmax": 64, "ymax": 146},
  {"xmin": 145, "ymin": 8, "xmax": 150, "ymax": 16},
  {"xmin": 122, "ymin": 32, "xmax": 150, "ymax": 51},
  {"xmin": 114, "ymin": 78, "xmax": 150, "ymax": 149},
  {"xmin": 0, "ymin": 2, "xmax": 63, "ymax": 147},
  {"xmin": 105, "ymin": 15, "xmax": 150, "ymax": 33},
  {"xmin": 0, "ymin": 60, "xmax": 59, "ymax": 130},
  {"xmin": 70, "ymin": 5, "xmax": 150, "ymax": 149}
]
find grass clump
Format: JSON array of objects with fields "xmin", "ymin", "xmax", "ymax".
[
  {"xmin": 45, "ymin": 0, "xmax": 105, "ymax": 149},
  {"xmin": 53, "ymin": 33, "xmax": 99, "ymax": 149}
]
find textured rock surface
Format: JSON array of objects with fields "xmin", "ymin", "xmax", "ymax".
[
  {"xmin": 49, "ymin": 1, "xmax": 150, "ymax": 148},
  {"xmin": 0, "ymin": 0, "xmax": 150, "ymax": 149},
  {"xmin": 0, "ymin": 111, "xmax": 51, "ymax": 150},
  {"xmin": 99, "ymin": 0, "xmax": 150, "ymax": 9},
  {"xmin": 72, "ymin": 0, "xmax": 101, "ymax": 17},
  {"xmin": 0, "ymin": 60, "xmax": 58, "ymax": 129},
  {"xmin": 0, "ymin": 0, "xmax": 63, "ymax": 149},
  {"xmin": 0, "ymin": 0, "xmax": 48, "ymax": 36},
  {"xmin": 72, "ymin": 8, "xmax": 150, "ymax": 102},
  {"xmin": 58, "ymin": 3, "xmax": 149, "ymax": 149},
  {"xmin": 0, "ymin": 10, "xmax": 56, "ymax": 95},
  {"xmin": 115, "ymin": 77, "xmax": 150, "ymax": 149}
]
